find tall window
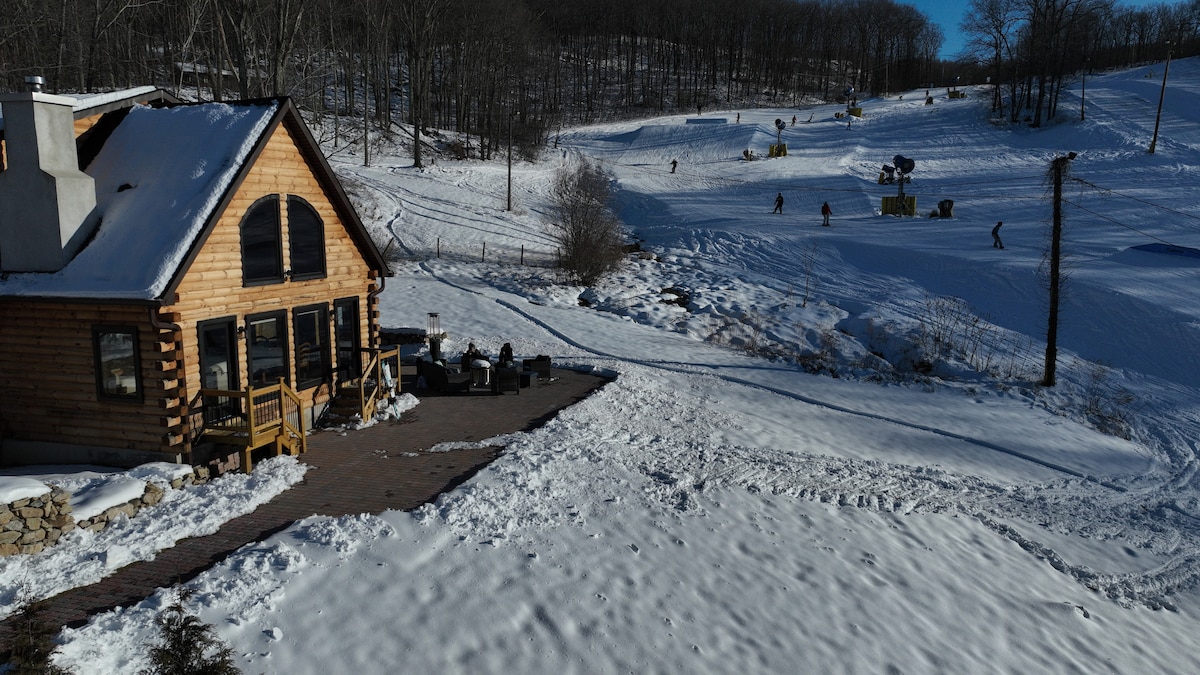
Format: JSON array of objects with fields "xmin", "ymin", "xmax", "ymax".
[
  {"xmin": 198, "ymin": 318, "xmax": 238, "ymax": 391},
  {"xmin": 287, "ymin": 196, "xmax": 326, "ymax": 280},
  {"xmin": 293, "ymin": 304, "xmax": 330, "ymax": 390},
  {"xmin": 241, "ymin": 195, "xmax": 283, "ymax": 285},
  {"xmin": 247, "ymin": 311, "xmax": 288, "ymax": 386},
  {"xmin": 93, "ymin": 326, "xmax": 142, "ymax": 402},
  {"xmin": 333, "ymin": 298, "xmax": 361, "ymax": 383}
]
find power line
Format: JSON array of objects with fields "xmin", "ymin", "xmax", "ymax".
[
  {"xmin": 1071, "ymin": 177, "xmax": 1200, "ymax": 224},
  {"xmin": 1062, "ymin": 198, "xmax": 1182, "ymax": 247}
]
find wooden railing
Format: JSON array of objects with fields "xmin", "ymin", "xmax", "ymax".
[
  {"xmin": 337, "ymin": 347, "xmax": 400, "ymax": 421},
  {"xmin": 189, "ymin": 379, "xmax": 306, "ymax": 471}
]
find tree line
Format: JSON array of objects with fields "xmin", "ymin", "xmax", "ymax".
[
  {"xmin": 0, "ymin": 0, "xmax": 1192, "ymax": 156},
  {"xmin": 0, "ymin": 0, "xmax": 944, "ymax": 161},
  {"xmin": 960, "ymin": 0, "xmax": 1199, "ymax": 125}
]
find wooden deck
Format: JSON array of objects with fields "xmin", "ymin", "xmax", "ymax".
[{"xmin": 0, "ymin": 365, "xmax": 610, "ymax": 637}]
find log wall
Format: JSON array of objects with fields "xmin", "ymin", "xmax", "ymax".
[
  {"xmin": 0, "ymin": 301, "xmax": 180, "ymax": 457},
  {"xmin": 168, "ymin": 120, "xmax": 377, "ymax": 433}
]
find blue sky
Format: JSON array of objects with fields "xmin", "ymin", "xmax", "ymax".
[{"xmin": 905, "ymin": 0, "xmax": 1176, "ymax": 60}]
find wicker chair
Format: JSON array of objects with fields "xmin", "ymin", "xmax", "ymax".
[
  {"xmin": 426, "ymin": 362, "xmax": 471, "ymax": 394},
  {"xmin": 522, "ymin": 355, "xmax": 552, "ymax": 379},
  {"xmin": 492, "ymin": 367, "xmax": 521, "ymax": 394}
]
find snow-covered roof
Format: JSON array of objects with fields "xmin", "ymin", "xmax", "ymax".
[
  {"xmin": 68, "ymin": 86, "xmax": 162, "ymax": 113},
  {"xmin": 0, "ymin": 86, "xmax": 173, "ymax": 133},
  {"xmin": 0, "ymin": 100, "xmax": 279, "ymax": 300}
]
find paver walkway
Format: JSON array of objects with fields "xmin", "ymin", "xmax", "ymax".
[{"xmin": 2, "ymin": 367, "xmax": 609, "ymax": 636}]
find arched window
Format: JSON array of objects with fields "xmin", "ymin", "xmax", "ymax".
[
  {"xmin": 287, "ymin": 196, "xmax": 326, "ymax": 280},
  {"xmin": 241, "ymin": 195, "xmax": 283, "ymax": 285}
]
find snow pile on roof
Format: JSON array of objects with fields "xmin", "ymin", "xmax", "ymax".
[
  {"xmin": 68, "ymin": 86, "xmax": 161, "ymax": 112},
  {"xmin": 0, "ymin": 86, "xmax": 162, "ymax": 132},
  {"xmin": 0, "ymin": 100, "xmax": 278, "ymax": 300}
]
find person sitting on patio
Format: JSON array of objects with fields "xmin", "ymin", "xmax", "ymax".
[
  {"xmin": 498, "ymin": 343, "xmax": 515, "ymax": 368},
  {"xmin": 461, "ymin": 342, "xmax": 484, "ymax": 366},
  {"xmin": 461, "ymin": 342, "xmax": 491, "ymax": 386}
]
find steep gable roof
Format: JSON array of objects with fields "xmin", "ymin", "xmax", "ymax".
[{"xmin": 0, "ymin": 97, "xmax": 389, "ymax": 302}]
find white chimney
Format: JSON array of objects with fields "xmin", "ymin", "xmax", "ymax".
[{"xmin": 0, "ymin": 76, "xmax": 98, "ymax": 272}]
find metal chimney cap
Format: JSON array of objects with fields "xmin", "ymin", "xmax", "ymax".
[{"xmin": 24, "ymin": 75, "xmax": 45, "ymax": 92}]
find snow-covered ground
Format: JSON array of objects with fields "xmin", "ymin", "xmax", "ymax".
[{"xmin": 15, "ymin": 60, "xmax": 1200, "ymax": 672}]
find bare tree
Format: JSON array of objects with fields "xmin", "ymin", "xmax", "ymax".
[
  {"xmin": 548, "ymin": 162, "xmax": 626, "ymax": 286},
  {"xmin": 7, "ymin": 0, "xmax": 1192, "ymax": 142},
  {"xmin": 963, "ymin": 0, "xmax": 1021, "ymax": 116},
  {"xmin": 397, "ymin": 0, "xmax": 445, "ymax": 168}
]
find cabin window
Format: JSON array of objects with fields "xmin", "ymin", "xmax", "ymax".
[
  {"xmin": 293, "ymin": 304, "xmax": 330, "ymax": 390},
  {"xmin": 241, "ymin": 195, "xmax": 284, "ymax": 285},
  {"xmin": 247, "ymin": 311, "xmax": 289, "ymax": 386},
  {"xmin": 198, "ymin": 318, "xmax": 239, "ymax": 391},
  {"xmin": 287, "ymin": 196, "xmax": 326, "ymax": 280},
  {"xmin": 333, "ymin": 297, "xmax": 361, "ymax": 383},
  {"xmin": 93, "ymin": 326, "xmax": 142, "ymax": 402}
]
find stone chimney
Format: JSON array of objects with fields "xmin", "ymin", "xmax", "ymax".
[{"xmin": 0, "ymin": 75, "xmax": 98, "ymax": 272}]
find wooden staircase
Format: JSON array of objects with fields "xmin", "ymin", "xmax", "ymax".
[
  {"xmin": 324, "ymin": 347, "xmax": 400, "ymax": 425},
  {"xmin": 189, "ymin": 380, "xmax": 307, "ymax": 472}
]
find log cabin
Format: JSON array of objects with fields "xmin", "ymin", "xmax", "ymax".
[{"xmin": 0, "ymin": 79, "xmax": 393, "ymax": 472}]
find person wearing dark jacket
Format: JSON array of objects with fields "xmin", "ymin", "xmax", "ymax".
[
  {"xmin": 498, "ymin": 343, "xmax": 515, "ymax": 368},
  {"xmin": 461, "ymin": 342, "xmax": 484, "ymax": 364},
  {"xmin": 992, "ymin": 221, "xmax": 1004, "ymax": 249},
  {"xmin": 821, "ymin": 201, "xmax": 832, "ymax": 226},
  {"xmin": 461, "ymin": 342, "xmax": 491, "ymax": 386},
  {"xmin": 773, "ymin": 192, "xmax": 784, "ymax": 214}
]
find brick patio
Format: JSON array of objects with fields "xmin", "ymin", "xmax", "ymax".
[{"xmin": 0, "ymin": 366, "xmax": 609, "ymax": 637}]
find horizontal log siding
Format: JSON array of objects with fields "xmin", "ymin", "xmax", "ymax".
[
  {"xmin": 168, "ymin": 122, "xmax": 376, "ymax": 423},
  {"xmin": 0, "ymin": 302, "xmax": 180, "ymax": 454},
  {"xmin": 74, "ymin": 115, "xmax": 102, "ymax": 137}
]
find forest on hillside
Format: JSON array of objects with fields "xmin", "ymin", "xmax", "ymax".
[{"xmin": 1, "ymin": 0, "xmax": 1196, "ymax": 159}]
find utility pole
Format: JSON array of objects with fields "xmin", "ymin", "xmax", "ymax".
[
  {"xmin": 1149, "ymin": 43, "xmax": 1173, "ymax": 154},
  {"xmin": 507, "ymin": 111, "xmax": 514, "ymax": 211},
  {"xmin": 1080, "ymin": 58, "xmax": 1088, "ymax": 121},
  {"xmin": 362, "ymin": 76, "xmax": 370, "ymax": 167},
  {"xmin": 1043, "ymin": 152, "xmax": 1076, "ymax": 387}
]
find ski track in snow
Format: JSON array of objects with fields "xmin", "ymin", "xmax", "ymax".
[
  {"xmin": 35, "ymin": 65, "xmax": 1200, "ymax": 675},
  {"xmin": 410, "ymin": 259, "xmax": 1200, "ymax": 607},
  {"xmin": 448, "ymin": 263, "xmax": 1117, "ymax": 486}
]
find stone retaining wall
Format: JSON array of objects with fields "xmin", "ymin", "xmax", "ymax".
[
  {"xmin": 0, "ymin": 467, "xmax": 210, "ymax": 557},
  {"xmin": 0, "ymin": 488, "xmax": 73, "ymax": 556}
]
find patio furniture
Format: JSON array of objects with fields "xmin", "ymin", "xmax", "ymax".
[
  {"xmin": 492, "ymin": 367, "xmax": 521, "ymax": 395},
  {"xmin": 522, "ymin": 355, "xmax": 552, "ymax": 380},
  {"xmin": 426, "ymin": 361, "xmax": 471, "ymax": 394}
]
